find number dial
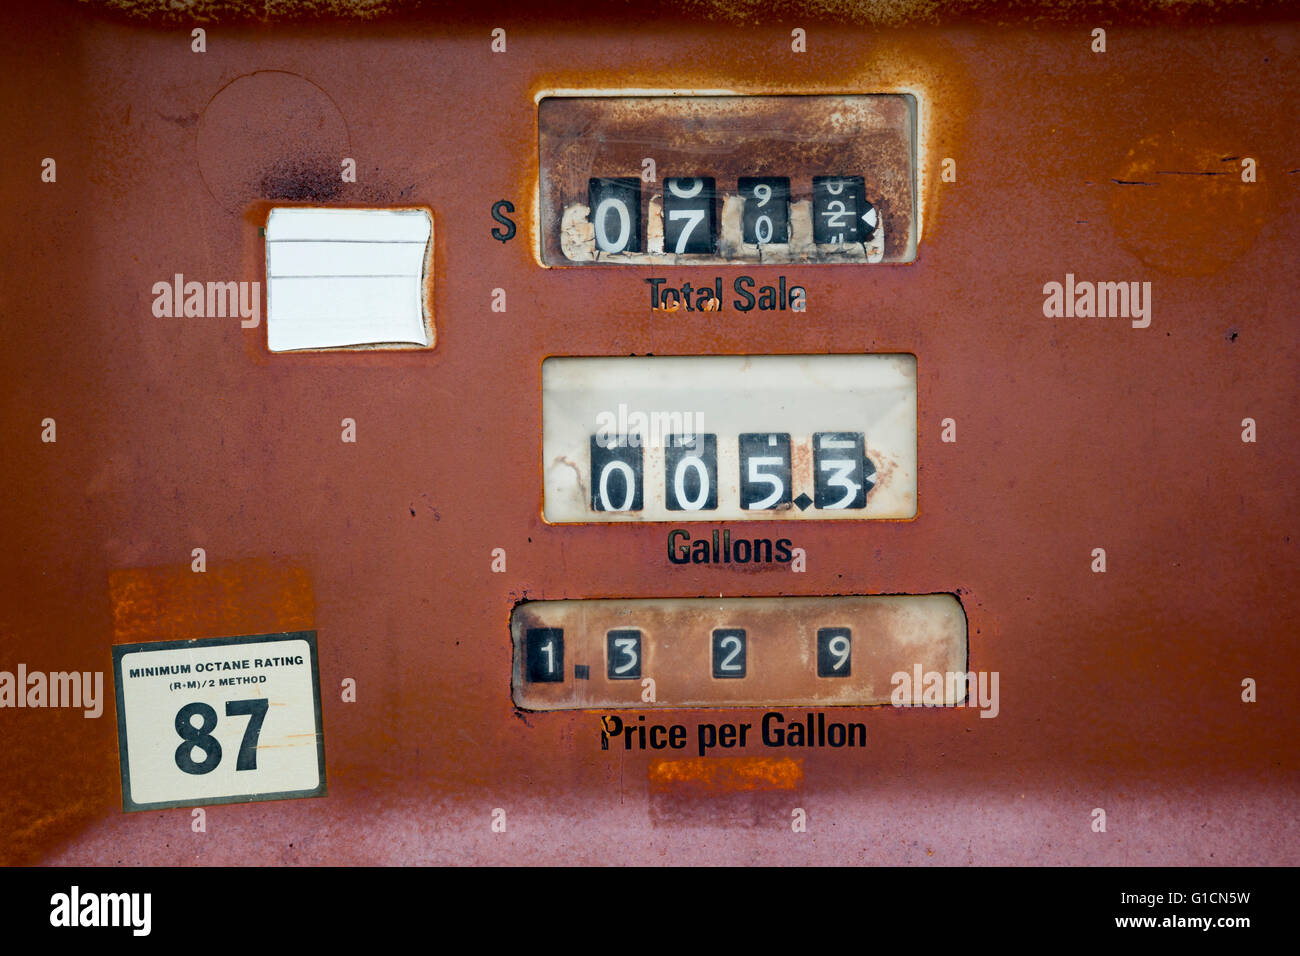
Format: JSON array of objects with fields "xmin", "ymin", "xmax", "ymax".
[
  {"xmin": 813, "ymin": 431, "xmax": 873, "ymax": 510},
  {"xmin": 738, "ymin": 433, "xmax": 792, "ymax": 510},
  {"xmin": 588, "ymin": 177, "xmax": 642, "ymax": 253},
  {"xmin": 590, "ymin": 436, "xmax": 643, "ymax": 512},
  {"xmin": 739, "ymin": 176, "xmax": 790, "ymax": 244},
  {"xmin": 540, "ymin": 95, "xmax": 917, "ymax": 266},
  {"xmin": 663, "ymin": 177, "xmax": 717, "ymax": 254},
  {"xmin": 542, "ymin": 355, "xmax": 918, "ymax": 523},
  {"xmin": 664, "ymin": 433, "xmax": 718, "ymax": 512},
  {"xmin": 813, "ymin": 176, "xmax": 870, "ymax": 245},
  {"xmin": 606, "ymin": 629, "xmax": 643, "ymax": 680},
  {"xmin": 817, "ymin": 627, "xmax": 853, "ymax": 677},
  {"xmin": 525, "ymin": 627, "xmax": 565, "ymax": 683},
  {"xmin": 711, "ymin": 628, "xmax": 748, "ymax": 678}
]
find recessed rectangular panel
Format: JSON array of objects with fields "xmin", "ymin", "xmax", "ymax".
[
  {"xmin": 511, "ymin": 595, "xmax": 968, "ymax": 711},
  {"xmin": 542, "ymin": 354, "xmax": 917, "ymax": 522},
  {"xmin": 539, "ymin": 95, "xmax": 916, "ymax": 265}
]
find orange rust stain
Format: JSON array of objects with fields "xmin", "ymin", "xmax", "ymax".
[
  {"xmin": 1108, "ymin": 122, "xmax": 1274, "ymax": 276},
  {"xmin": 109, "ymin": 556, "xmax": 314, "ymax": 644},
  {"xmin": 649, "ymin": 756, "xmax": 803, "ymax": 794}
]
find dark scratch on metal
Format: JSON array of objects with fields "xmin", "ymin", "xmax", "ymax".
[{"xmin": 155, "ymin": 110, "xmax": 199, "ymax": 127}]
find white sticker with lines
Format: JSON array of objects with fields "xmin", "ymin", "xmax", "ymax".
[{"xmin": 265, "ymin": 207, "xmax": 432, "ymax": 351}]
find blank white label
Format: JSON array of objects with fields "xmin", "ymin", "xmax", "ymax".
[{"xmin": 265, "ymin": 208, "xmax": 432, "ymax": 351}]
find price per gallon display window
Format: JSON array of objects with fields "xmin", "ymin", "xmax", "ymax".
[
  {"xmin": 538, "ymin": 94, "xmax": 917, "ymax": 266},
  {"xmin": 511, "ymin": 595, "xmax": 968, "ymax": 711},
  {"xmin": 542, "ymin": 354, "xmax": 917, "ymax": 522}
]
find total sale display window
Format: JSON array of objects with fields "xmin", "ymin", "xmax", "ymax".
[{"xmin": 538, "ymin": 94, "xmax": 918, "ymax": 266}]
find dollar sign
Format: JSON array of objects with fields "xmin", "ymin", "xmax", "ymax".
[{"xmin": 490, "ymin": 200, "xmax": 516, "ymax": 242}]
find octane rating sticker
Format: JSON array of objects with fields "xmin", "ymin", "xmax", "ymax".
[{"xmin": 111, "ymin": 632, "xmax": 326, "ymax": 812}]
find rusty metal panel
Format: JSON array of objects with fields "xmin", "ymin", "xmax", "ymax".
[{"xmin": 0, "ymin": 0, "xmax": 1296, "ymax": 877}]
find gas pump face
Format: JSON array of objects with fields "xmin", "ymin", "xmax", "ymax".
[{"xmin": 1, "ymin": 0, "xmax": 1297, "ymax": 866}]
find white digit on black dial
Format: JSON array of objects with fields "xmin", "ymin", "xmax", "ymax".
[
  {"xmin": 606, "ymin": 629, "xmax": 642, "ymax": 680},
  {"xmin": 738, "ymin": 433, "xmax": 792, "ymax": 510},
  {"xmin": 813, "ymin": 176, "xmax": 867, "ymax": 245},
  {"xmin": 813, "ymin": 431, "xmax": 872, "ymax": 510},
  {"xmin": 739, "ymin": 177, "xmax": 790, "ymax": 245},
  {"xmin": 711, "ymin": 628, "xmax": 747, "ymax": 678},
  {"xmin": 664, "ymin": 177, "xmax": 716, "ymax": 254},
  {"xmin": 816, "ymin": 627, "xmax": 852, "ymax": 677},
  {"xmin": 525, "ymin": 628, "xmax": 565, "ymax": 683},
  {"xmin": 590, "ymin": 435, "xmax": 643, "ymax": 512},
  {"xmin": 588, "ymin": 177, "xmax": 642, "ymax": 254},
  {"xmin": 664, "ymin": 434, "xmax": 717, "ymax": 512}
]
